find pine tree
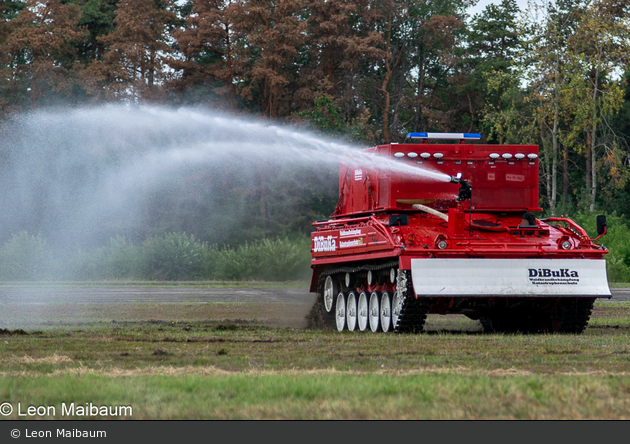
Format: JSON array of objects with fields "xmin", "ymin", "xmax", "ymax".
[
  {"xmin": 238, "ymin": 0, "xmax": 307, "ymax": 118},
  {"xmin": 395, "ymin": 0, "xmax": 468, "ymax": 137},
  {"xmin": 299, "ymin": 0, "xmax": 381, "ymax": 134},
  {"xmin": 78, "ymin": 0, "xmax": 119, "ymax": 63},
  {"xmin": 3, "ymin": 0, "xmax": 86, "ymax": 109},
  {"xmin": 84, "ymin": 0, "xmax": 177, "ymax": 102},
  {"xmin": 169, "ymin": 0, "xmax": 246, "ymax": 107},
  {"xmin": 464, "ymin": 0, "xmax": 522, "ymax": 139},
  {"xmin": 0, "ymin": 1, "xmax": 25, "ymax": 114}
]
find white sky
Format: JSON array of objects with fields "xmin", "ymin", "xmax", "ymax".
[{"xmin": 467, "ymin": 0, "xmax": 540, "ymax": 18}]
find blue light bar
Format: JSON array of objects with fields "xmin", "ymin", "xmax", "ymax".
[{"xmin": 406, "ymin": 132, "xmax": 481, "ymax": 140}]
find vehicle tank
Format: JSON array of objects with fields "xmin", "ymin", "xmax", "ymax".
[{"xmin": 310, "ymin": 133, "xmax": 611, "ymax": 333}]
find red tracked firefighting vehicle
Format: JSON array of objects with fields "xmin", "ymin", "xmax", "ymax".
[{"xmin": 310, "ymin": 133, "xmax": 611, "ymax": 334}]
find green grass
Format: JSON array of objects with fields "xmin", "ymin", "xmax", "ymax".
[
  {"xmin": 1, "ymin": 373, "xmax": 629, "ymax": 419},
  {"xmin": 608, "ymin": 282, "xmax": 630, "ymax": 288},
  {"xmin": 588, "ymin": 302, "xmax": 630, "ymax": 328},
  {"xmin": 1, "ymin": 300, "xmax": 629, "ymax": 419}
]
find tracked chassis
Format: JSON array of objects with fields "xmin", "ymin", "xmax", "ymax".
[{"xmin": 309, "ymin": 133, "xmax": 610, "ymax": 334}]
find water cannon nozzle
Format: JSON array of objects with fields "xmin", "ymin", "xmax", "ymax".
[
  {"xmin": 450, "ymin": 174, "xmax": 471, "ymax": 201},
  {"xmin": 450, "ymin": 173, "xmax": 463, "ymax": 184}
]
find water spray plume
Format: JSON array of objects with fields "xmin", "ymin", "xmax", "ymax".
[{"xmin": 0, "ymin": 105, "xmax": 449, "ymax": 255}]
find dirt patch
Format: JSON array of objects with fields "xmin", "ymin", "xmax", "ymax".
[
  {"xmin": 305, "ymin": 299, "xmax": 325, "ymax": 330},
  {"xmin": 0, "ymin": 328, "xmax": 29, "ymax": 336},
  {"xmin": 152, "ymin": 349, "xmax": 171, "ymax": 356},
  {"xmin": 0, "ymin": 300, "xmax": 313, "ymax": 330}
]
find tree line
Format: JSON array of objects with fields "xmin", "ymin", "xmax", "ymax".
[{"xmin": 1, "ymin": 0, "xmax": 630, "ymax": 216}]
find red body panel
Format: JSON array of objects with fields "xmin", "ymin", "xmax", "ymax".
[
  {"xmin": 310, "ymin": 140, "xmax": 607, "ymax": 293},
  {"xmin": 334, "ymin": 142, "xmax": 540, "ymax": 216}
]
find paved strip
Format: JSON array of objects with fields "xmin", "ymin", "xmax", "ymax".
[
  {"xmin": 609, "ymin": 287, "xmax": 630, "ymax": 302},
  {"xmin": 0, "ymin": 287, "xmax": 315, "ymax": 304},
  {"xmin": 0, "ymin": 287, "xmax": 627, "ymax": 304}
]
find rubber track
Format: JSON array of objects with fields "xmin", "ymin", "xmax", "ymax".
[
  {"xmin": 315, "ymin": 261, "xmax": 432, "ymax": 333},
  {"xmin": 314, "ymin": 261, "xmax": 398, "ymax": 331},
  {"xmin": 313, "ymin": 274, "xmax": 337, "ymax": 330},
  {"xmin": 392, "ymin": 269, "xmax": 430, "ymax": 334},
  {"xmin": 555, "ymin": 297, "xmax": 595, "ymax": 333},
  {"xmin": 320, "ymin": 260, "xmax": 399, "ymax": 278},
  {"xmin": 394, "ymin": 295, "xmax": 430, "ymax": 334},
  {"xmin": 480, "ymin": 297, "xmax": 595, "ymax": 334}
]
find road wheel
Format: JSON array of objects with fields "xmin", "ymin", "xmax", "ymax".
[
  {"xmin": 357, "ymin": 292, "xmax": 369, "ymax": 332},
  {"xmin": 323, "ymin": 276, "xmax": 336, "ymax": 313},
  {"xmin": 391, "ymin": 290, "xmax": 403, "ymax": 330},
  {"xmin": 380, "ymin": 291, "xmax": 392, "ymax": 332},
  {"xmin": 347, "ymin": 292, "xmax": 357, "ymax": 332},
  {"xmin": 335, "ymin": 292, "xmax": 346, "ymax": 332},
  {"xmin": 369, "ymin": 291, "xmax": 381, "ymax": 332}
]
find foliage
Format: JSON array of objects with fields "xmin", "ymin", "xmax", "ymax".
[
  {"xmin": 0, "ymin": 231, "xmax": 52, "ymax": 280},
  {"xmin": 1, "ymin": 0, "xmax": 630, "ymax": 252},
  {"xmin": 2, "ymin": 0, "xmax": 87, "ymax": 109},
  {"xmin": 482, "ymin": 68, "xmax": 536, "ymax": 144},
  {"xmin": 565, "ymin": 210, "xmax": 630, "ymax": 282},
  {"xmin": 213, "ymin": 237, "xmax": 311, "ymax": 281},
  {"xmin": 297, "ymin": 96, "xmax": 345, "ymax": 134},
  {"xmin": 138, "ymin": 232, "xmax": 213, "ymax": 281},
  {"xmin": 83, "ymin": 0, "xmax": 178, "ymax": 101},
  {"xmin": 3, "ymin": 218, "xmax": 629, "ymax": 282},
  {"xmin": 2, "ymin": 232, "xmax": 312, "ymax": 282},
  {"xmin": 68, "ymin": 236, "xmax": 141, "ymax": 281},
  {"xmin": 465, "ymin": 0, "xmax": 524, "ymax": 137},
  {"xmin": 480, "ymin": 0, "xmax": 630, "ymax": 213}
]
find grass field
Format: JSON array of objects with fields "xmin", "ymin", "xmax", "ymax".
[{"xmin": 0, "ymin": 292, "xmax": 629, "ymax": 419}]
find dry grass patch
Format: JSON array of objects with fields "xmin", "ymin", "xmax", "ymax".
[
  {"xmin": 15, "ymin": 354, "xmax": 74, "ymax": 365},
  {"xmin": 0, "ymin": 297, "xmax": 629, "ymax": 419}
]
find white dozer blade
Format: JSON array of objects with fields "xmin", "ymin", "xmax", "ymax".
[{"xmin": 410, "ymin": 258, "xmax": 611, "ymax": 297}]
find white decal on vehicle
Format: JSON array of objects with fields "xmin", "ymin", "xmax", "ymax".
[
  {"xmin": 340, "ymin": 238, "xmax": 364, "ymax": 248},
  {"xmin": 506, "ymin": 174, "xmax": 525, "ymax": 182},
  {"xmin": 313, "ymin": 235, "xmax": 337, "ymax": 252},
  {"xmin": 410, "ymin": 258, "xmax": 610, "ymax": 296},
  {"xmin": 340, "ymin": 229, "xmax": 362, "ymax": 237},
  {"xmin": 528, "ymin": 268, "xmax": 579, "ymax": 285}
]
